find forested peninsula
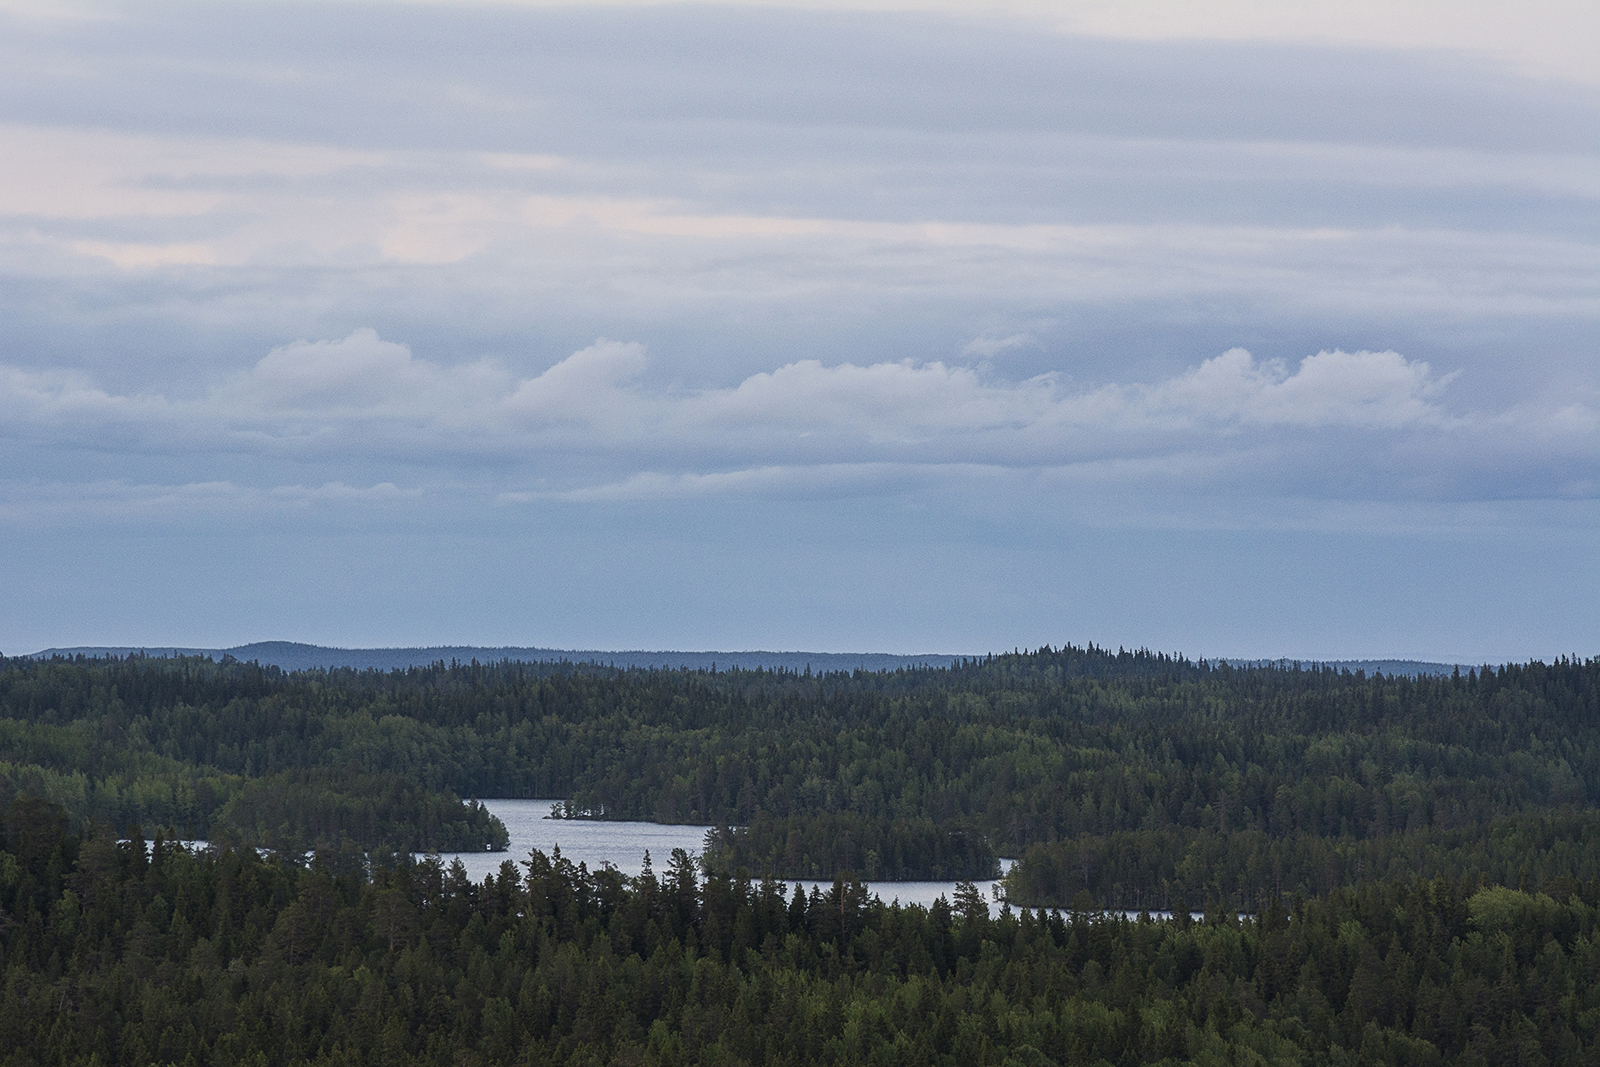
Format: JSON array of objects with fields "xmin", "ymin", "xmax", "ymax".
[{"xmin": 1, "ymin": 647, "xmax": 1598, "ymax": 1064}]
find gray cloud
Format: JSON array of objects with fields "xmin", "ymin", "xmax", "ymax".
[
  {"xmin": 0, "ymin": 1, "xmax": 1593, "ymax": 656},
  {"xmin": 0, "ymin": 3, "xmax": 1591, "ymax": 407},
  {"xmin": 2, "ymin": 330, "xmax": 1589, "ymax": 503},
  {"xmin": 7, "ymin": 5, "xmax": 1593, "ymax": 150}
]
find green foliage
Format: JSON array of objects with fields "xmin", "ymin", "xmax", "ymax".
[
  {"xmin": 1, "ymin": 646, "xmax": 1598, "ymax": 1062},
  {"xmin": 214, "ymin": 771, "xmax": 510, "ymax": 854},
  {"xmin": 1003, "ymin": 810, "xmax": 1600, "ymax": 911},
  {"xmin": 703, "ymin": 812, "xmax": 999, "ymax": 880},
  {"xmin": 0, "ymin": 657, "xmax": 509, "ymax": 853},
  {"xmin": 2, "ymin": 798, "xmax": 1597, "ymax": 1066},
  {"xmin": 1, "ymin": 648, "xmax": 1596, "ymax": 884}
]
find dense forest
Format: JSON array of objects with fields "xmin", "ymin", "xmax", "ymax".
[
  {"xmin": 0, "ymin": 651, "xmax": 508, "ymax": 854},
  {"xmin": 2, "ymin": 647, "xmax": 1599, "ymax": 1064},
  {"xmin": 1, "ymin": 648, "xmax": 1596, "ymax": 898},
  {"xmin": 0, "ymin": 802, "xmax": 1595, "ymax": 1066}
]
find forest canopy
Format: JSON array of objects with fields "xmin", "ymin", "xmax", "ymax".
[
  {"xmin": 0, "ymin": 804, "xmax": 1595, "ymax": 1066},
  {"xmin": 1, "ymin": 647, "xmax": 1597, "ymax": 1065},
  {"xmin": 1, "ymin": 647, "xmax": 1594, "ymax": 899}
]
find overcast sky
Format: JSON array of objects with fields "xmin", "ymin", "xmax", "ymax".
[{"xmin": 0, "ymin": 0, "xmax": 1594, "ymax": 660}]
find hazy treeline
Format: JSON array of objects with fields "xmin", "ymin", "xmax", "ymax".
[{"xmin": 1, "ymin": 797, "xmax": 1595, "ymax": 1066}]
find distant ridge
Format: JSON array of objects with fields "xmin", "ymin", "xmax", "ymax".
[
  {"xmin": 15, "ymin": 642, "xmax": 1484, "ymax": 677},
  {"xmin": 20, "ymin": 641, "xmax": 961, "ymax": 674}
]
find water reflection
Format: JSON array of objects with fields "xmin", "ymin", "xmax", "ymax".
[
  {"xmin": 426, "ymin": 800, "xmax": 711, "ymax": 880},
  {"xmin": 426, "ymin": 799, "xmax": 1016, "ymax": 916}
]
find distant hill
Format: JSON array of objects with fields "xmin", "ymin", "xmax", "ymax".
[
  {"xmin": 20, "ymin": 641, "xmax": 962, "ymax": 674},
  {"xmin": 18, "ymin": 642, "xmax": 1486, "ymax": 677}
]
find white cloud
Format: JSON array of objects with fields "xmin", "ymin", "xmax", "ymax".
[
  {"xmin": 503, "ymin": 340, "xmax": 650, "ymax": 426},
  {"xmin": 500, "ymin": 463, "xmax": 913, "ymax": 502},
  {"xmin": 1141, "ymin": 348, "xmax": 1457, "ymax": 430},
  {"xmin": 2, "ymin": 331, "xmax": 1589, "ymax": 502},
  {"xmin": 0, "ymin": 365, "xmax": 174, "ymax": 436},
  {"xmin": 246, "ymin": 330, "xmax": 424, "ymax": 409}
]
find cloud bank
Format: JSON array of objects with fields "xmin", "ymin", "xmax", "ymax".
[
  {"xmin": 0, "ymin": 2, "xmax": 1593, "ymax": 657},
  {"xmin": 3, "ymin": 331, "xmax": 1591, "ymax": 502}
]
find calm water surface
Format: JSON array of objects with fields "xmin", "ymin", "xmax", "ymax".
[{"xmin": 427, "ymin": 799, "xmax": 1016, "ymax": 916}]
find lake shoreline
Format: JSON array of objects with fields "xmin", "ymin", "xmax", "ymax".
[{"xmin": 426, "ymin": 799, "xmax": 1018, "ymax": 916}]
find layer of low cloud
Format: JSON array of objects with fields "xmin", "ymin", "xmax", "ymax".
[
  {"xmin": 2, "ymin": 330, "xmax": 1591, "ymax": 502},
  {"xmin": 0, "ymin": 477, "xmax": 420, "ymax": 527}
]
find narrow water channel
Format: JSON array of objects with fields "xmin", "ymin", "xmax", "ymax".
[{"xmin": 426, "ymin": 799, "xmax": 1017, "ymax": 916}]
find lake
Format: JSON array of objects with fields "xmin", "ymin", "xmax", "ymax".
[{"xmin": 426, "ymin": 799, "xmax": 1017, "ymax": 916}]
